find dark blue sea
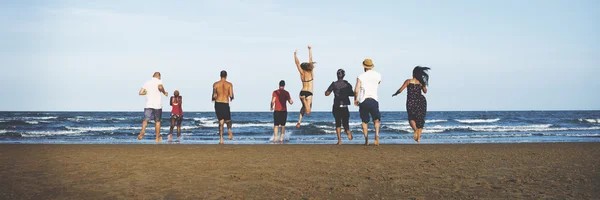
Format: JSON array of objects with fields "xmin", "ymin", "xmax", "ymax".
[{"xmin": 0, "ymin": 111, "xmax": 599, "ymax": 144}]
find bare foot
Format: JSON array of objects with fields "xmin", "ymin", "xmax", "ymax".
[
  {"xmin": 347, "ymin": 132, "xmax": 353, "ymax": 140},
  {"xmin": 155, "ymin": 137, "xmax": 162, "ymax": 143},
  {"xmin": 279, "ymin": 137, "xmax": 284, "ymax": 142},
  {"xmin": 137, "ymin": 132, "xmax": 145, "ymax": 140},
  {"xmin": 219, "ymin": 138, "xmax": 224, "ymax": 144},
  {"xmin": 168, "ymin": 135, "xmax": 173, "ymax": 143},
  {"xmin": 273, "ymin": 137, "xmax": 278, "ymax": 143},
  {"xmin": 337, "ymin": 140, "xmax": 342, "ymax": 145},
  {"xmin": 296, "ymin": 122, "xmax": 301, "ymax": 128},
  {"xmin": 228, "ymin": 130, "xmax": 233, "ymax": 140},
  {"xmin": 364, "ymin": 138, "xmax": 369, "ymax": 146},
  {"xmin": 374, "ymin": 138, "xmax": 379, "ymax": 146}
]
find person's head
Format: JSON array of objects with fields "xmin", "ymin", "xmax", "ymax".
[
  {"xmin": 336, "ymin": 69, "xmax": 345, "ymax": 80},
  {"xmin": 220, "ymin": 70, "xmax": 227, "ymax": 79},
  {"xmin": 362, "ymin": 59, "xmax": 374, "ymax": 72},
  {"xmin": 153, "ymin": 72, "xmax": 161, "ymax": 79},
  {"xmin": 279, "ymin": 80, "xmax": 285, "ymax": 88},
  {"xmin": 174, "ymin": 90, "xmax": 180, "ymax": 97},
  {"xmin": 300, "ymin": 62, "xmax": 315, "ymax": 72},
  {"xmin": 412, "ymin": 66, "xmax": 431, "ymax": 86}
]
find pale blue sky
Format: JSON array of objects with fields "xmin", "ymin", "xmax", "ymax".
[{"xmin": 1, "ymin": 0, "xmax": 598, "ymax": 111}]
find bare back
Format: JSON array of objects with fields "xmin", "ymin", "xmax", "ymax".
[
  {"xmin": 300, "ymin": 71, "xmax": 314, "ymax": 92},
  {"xmin": 213, "ymin": 80, "xmax": 234, "ymax": 103}
]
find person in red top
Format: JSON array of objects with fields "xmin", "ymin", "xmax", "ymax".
[
  {"xmin": 168, "ymin": 90, "xmax": 183, "ymax": 142},
  {"xmin": 270, "ymin": 80, "xmax": 294, "ymax": 142}
]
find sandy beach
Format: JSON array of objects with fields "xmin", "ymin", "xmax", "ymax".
[{"xmin": 0, "ymin": 143, "xmax": 598, "ymax": 199}]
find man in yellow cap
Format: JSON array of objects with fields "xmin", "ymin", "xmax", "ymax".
[{"xmin": 354, "ymin": 59, "xmax": 382, "ymax": 146}]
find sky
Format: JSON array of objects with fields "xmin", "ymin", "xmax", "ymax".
[{"xmin": 0, "ymin": 0, "xmax": 598, "ymax": 112}]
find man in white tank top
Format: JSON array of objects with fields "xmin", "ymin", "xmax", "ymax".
[{"xmin": 354, "ymin": 59, "xmax": 382, "ymax": 146}]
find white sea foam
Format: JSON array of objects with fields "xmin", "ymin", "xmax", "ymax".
[
  {"xmin": 0, "ymin": 130, "xmax": 7, "ymax": 134},
  {"xmin": 22, "ymin": 130, "xmax": 84, "ymax": 137},
  {"xmin": 21, "ymin": 116, "xmax": 58, "ymax": 120},
  {"xmin": 426, "ymin": 119, "xmax": 448, "ymax": 123},
  {"xmin": 455, "ymin": 118, "xmax": 500, "ymax": 123},
  {"xmin": 385, "ymin": 124, "xmax": 600, "ymax": 133},
  {"xmin": 579, "ymin": 119, "xmax": 600, "ymax": 124}
]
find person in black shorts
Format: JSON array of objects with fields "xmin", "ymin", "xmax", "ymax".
[
  {"xmin": 271, "ymin": 80, "xmax": 293, "ymax": 143},
  {"xmin": 325, "ymin": 69, "xmax": 354, "ymax": 145},
  {"xmin": 212, "ymin": 70, "xmax": 235, "ymax": 144}
]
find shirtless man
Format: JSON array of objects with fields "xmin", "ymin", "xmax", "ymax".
[{"xmin": 212, "ymin": 70, "xmax": 234, "ymax": 144}]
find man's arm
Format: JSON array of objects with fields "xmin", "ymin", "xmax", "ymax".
[
  {"xmin": 211, "ymin": 83, "xmax": 217, "ymax": 102},
  {"xmin": 354, "ymin": 78, "xmax": 361, "ymax": 106},
  {"xmin": 229, "ymin": 83, "xmax": 234, "ymax": 101},
  {"xmin": 270, "ymin": 96, "xmax": 277, "ymax": 111},
  {"xmin": 139, "ymin": 88, "xmax": 147, "ymax": 96},
  {"xmin": 347, "ymin": 82, "xmax": 355, "ymax": 97},
  {"xmin": 325, "ymin": 82, "xmax": 334, "ymax": 96},
  {"xmin": 158, "ymin": 84, "xmax": 168, "ymax": 96}
]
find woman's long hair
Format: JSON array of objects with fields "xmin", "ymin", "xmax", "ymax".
[
  {"xmin": 412, "ymin": 66, "xmax": 431, "ymax": 86},
  {"xmin": 300, "ymin": 62, "xmax": 316, "ymax": 72}
]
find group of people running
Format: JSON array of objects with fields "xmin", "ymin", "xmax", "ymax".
[{"xmin": 137, "ymin": 45, "xmax": 431, "ymax": 145}]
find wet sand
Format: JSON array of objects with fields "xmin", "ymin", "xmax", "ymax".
[{"xmin": 0, "ymin": 143, "xmax": 598, "ymax": 199}]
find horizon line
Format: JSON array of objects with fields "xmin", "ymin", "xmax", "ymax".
[{"xmin": 1, "ymin": 109, "xmax": 599, "ymax": 112}]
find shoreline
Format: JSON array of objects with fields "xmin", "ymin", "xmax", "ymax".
[{"xmin": 1, "ymin": 143, "xmax": 598, "ymax": 199}]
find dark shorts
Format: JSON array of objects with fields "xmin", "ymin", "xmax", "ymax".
[
  {"xmin": 299, "ymin": 91, "xmax": 313, "ymax": 97},
  {"xmin": 214, "ymin": 102, "xmax": 231, "ymax": 121},
  {"xmin": 273, "ymin": 111, "xmax": 288, "ymax": 126},
  {"xmin": 332, "ymin": 106, "xmax": 350, "ymax": 129},
  {"xmin": 144, "ymin": 108, "xmax": 162, "ymax": 122},
  {"xmin": 359, "ymin": 99, "xmax": 381, "ymax": 123}
]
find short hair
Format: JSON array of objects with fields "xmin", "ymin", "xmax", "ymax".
[
  {"xmin": 220, "ymin": 70, "xmax": 227, "ymax": 78},
  {"xmin": 279, "ymin": 80, "xmax": 285, "ymax": 87},
  {"xmin": 153, "ymin": 72, "xmax": 161, "ymax": 78}
]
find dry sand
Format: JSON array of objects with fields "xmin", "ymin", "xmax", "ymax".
[{"xmin": 0, "ymin": 143, "xmax": 598, "ymax": 199}]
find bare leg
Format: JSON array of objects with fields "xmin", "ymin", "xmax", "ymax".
[
  {"xmin": 219, "ymin": 119, "xmax": 224, "ymax": 144},
  {"xmin": 305, "ymin": 96, "xmax": 313, "ymax": 115},
  {"xmin": 362, "ymin": 122, "xmax": 369, "ymax": 145},
  {"xmin": 280, "ymin": 126, "xmax": 285, "ymax": 142},
  {"xmin": 176, "ymin": 119, "xmax": 182, "ymax": 140},
  {"xmin": 297, "ymin": 96, "xmax": 306, "ymax": 128},
  {"xmin": 226, "ymin": 120, "xmax": 233, "ymax": 140},
  {"xmin": 374, "ymin": 120, "xmax": 380, "ymax": 146},
  {"xmin": 336, "ymin": 127, "xmax": 342, "ymax": 145},
  {"xmin": 168, "ymin": 118, "xmax": 175, "ymax": 142},
  {"xmin": 409, "ymin": 120, "xmax": 417, "ymax": 141},
  {"xmin": 345, "ymin": 128, "xmax": 353, "ymax": 140},
  {"xmin": 155, "ymin": 121, "xmax": 162, "ymax": 143},
  {"xmin": 417, "ymin": 128, "xmax": 423, "ymax": 143},
  {"xmin": 273, "ymin": 126, "xmax": 279, "ymax": 142},
  {"xmin": 138, "ymin": 120, "xmax": 148, "ymax": 140}
]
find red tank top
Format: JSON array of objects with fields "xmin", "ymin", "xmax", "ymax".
[{"xmin": 170, "ymin": 96, "xmax": 183, "ymax": 115}]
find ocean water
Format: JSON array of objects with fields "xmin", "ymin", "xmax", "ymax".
[{"xmin": 0, "ymin": 111, "xmax": 599, "ymax": 144}]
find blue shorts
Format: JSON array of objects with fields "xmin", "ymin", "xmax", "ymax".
[
  {"xmin": 359, "ymin": 98, "xmax": 381, "ymax": 123},
  {"xmin": 144, "ymin": 108, "xmax": 163, "ymax": 122}
]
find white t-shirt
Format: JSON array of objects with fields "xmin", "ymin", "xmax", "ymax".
[
  {"xmin": 357, "ymin": 70, "xmax": 382, "ymax": 103},
  {"xmin": 142, "ymin": 78, "xmax": 164, "ymax": 109}
]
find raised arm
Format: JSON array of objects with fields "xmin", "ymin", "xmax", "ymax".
[
  {"xmin": 308, "ymin": 45, "xmax": 313, "ymax": 64},
  {"xmin": 393, "ymin": 80, "xmax": 410, "ymax": 97},
  {"xmin": 294, "ymin": 50, "xmax": 302, "ymax": 73},
  {"xmin": 354, "ymin": 78, "xmax": 362, "ymax": 106},
  {"xmin": 138, "ymin": 88, "xmax": 147, "ymax": 96},
  {"xmin": 158, "ymin": 84, "xmax": 168, "ymax": 96}
]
